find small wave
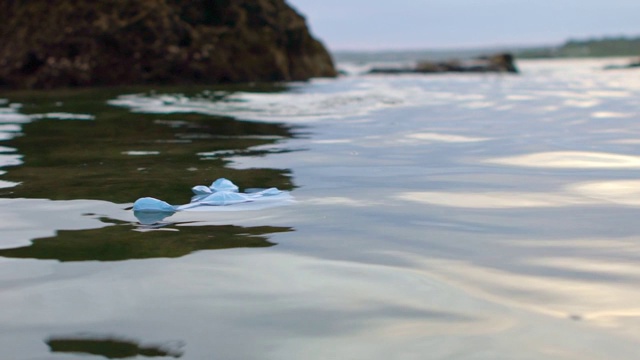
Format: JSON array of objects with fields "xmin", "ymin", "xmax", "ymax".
[
  {"xmin": 29, "ymin": 112, "xmax": 95, "ymax": 120},
  {"xmin": 121, "ymin": 151, "xmax": 160, "ymax": 156}
]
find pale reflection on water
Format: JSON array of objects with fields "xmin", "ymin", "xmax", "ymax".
[
  {"xmin": 395, "ymin": 179, "xmax": 640, "ymax": 208},
  {"xmin": 397, "ymin": 189, "xmax": 590, "ymax": 208},
  {"xmin": 404, "ymin": 254, "xmax": 640, "ymax": 340},
  {"xmin": 485, "ymin": 151, "xmax": 640, "ymax": 169}
]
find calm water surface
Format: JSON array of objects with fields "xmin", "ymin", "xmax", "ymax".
[{"xmin": 1, "ymin": 58, "xmax": 640, "ymax": 359}]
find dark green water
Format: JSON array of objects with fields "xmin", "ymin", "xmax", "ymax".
[{"xmin": 1, "ymin": 85, "xmax": 297, "ymax": 204}]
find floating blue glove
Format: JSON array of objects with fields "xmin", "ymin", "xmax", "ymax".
[{"xmin": 132, "ymin": 178, "xmax": 292, "ymax": 224}]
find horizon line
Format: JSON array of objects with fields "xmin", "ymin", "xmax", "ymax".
[{"xmin": 323, "ymin": 33, "xmax": 640, "ymax": 53}]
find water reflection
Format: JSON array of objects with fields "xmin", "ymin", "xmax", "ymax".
[
  {"xmin": 395, "ymin": 190, "xmax": 590, "ymax": 209},
  {"xmin": 569, "ymin": 180, "xmax": 640, "ymax": 206},
  {"xmin": 0, "ymin": 87, "xmax": 297, "ymax": 204},
  {"xmin": 133, "ymin": 210, "xmax": 176, "ymax": 225},
  {"xmin": 395, "ymin": 179, "xmax": 640, "ymax": 209},
  {"xmin": 405, "ymin": 132, "xmax": 490, "ymax": 143},
  {"xmin": 0, "ymin": 217, "xmax": 292, "ymax": 262},
  {"xmin": 47, "ymin": 334, "xmax": 183, "ymax": 358},
  {"xmin": 485, "ymin": 151, "xmax": 640, "ymax": 169}
]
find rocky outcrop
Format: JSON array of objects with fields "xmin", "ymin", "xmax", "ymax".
[
  {"xmin": 369, "ymin": 53, "xmax": 519, "ymax": 74},
  {"xmin": 603, "ymin": 58, "xmax": 640, "ymax": 70},
  {"xmin": 0, "ymin": 0, "xmax": 337, "ymax": 89}
]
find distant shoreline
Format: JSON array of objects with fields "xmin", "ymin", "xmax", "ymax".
[{"xmin": 333, "ymin": 36, "xmax": 640, "ymax": 62}]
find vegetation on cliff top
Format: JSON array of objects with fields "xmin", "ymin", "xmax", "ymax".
[{"xmin": 516, "ymin": 36, "xmax": 640, "ymax": 58}]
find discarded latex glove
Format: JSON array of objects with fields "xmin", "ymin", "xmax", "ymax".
[
  {"xmin": 132, "ymin": 178, "xmax": 292, "ymax": 224},
  {"xmin": 132, "ymin": 197, "xmax": 177, "ymax": 212},
  {"xmin": 181, "ymin": 191, "xmax": 251, "ymax": 208},
  {"xmin": 210, "ymin": 178, "xmax": 239, "ymax": 192}
]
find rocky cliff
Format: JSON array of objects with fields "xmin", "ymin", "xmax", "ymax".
[{"xmin": 0, "ymin": 0, "xmax": 337, "ymax": 89}]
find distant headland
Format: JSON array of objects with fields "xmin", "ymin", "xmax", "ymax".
[
  {"xmin": 0, "ymin": 0, "xmax": 337, "ymax": 89},
  {"xmin": 515, "ymin": 36, "xmax": 640, "ymax": 59}
]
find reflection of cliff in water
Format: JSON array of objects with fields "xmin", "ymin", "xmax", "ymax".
[
  {"xmin": 0, "ymin": 86, "xmax": 299, "ymax": 204},
  {"xmin": 0, "ymin": 217, "xmax": 292, "ymax": 262},
  {"xmin": 46, "ymin": 335, "xmax": 183, "ymax": 358}
]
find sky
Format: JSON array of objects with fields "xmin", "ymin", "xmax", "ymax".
[{"xmin": 287, "ymin": 0, "xmax": 640, "ymax": 51}]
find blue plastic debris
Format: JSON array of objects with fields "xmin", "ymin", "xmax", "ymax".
[
  {"xmin": 210, "ymin": 178, "xmax": 239, "ymax": 192},
  {"xmin": 133, "ymin": 197, "xmax": 177, "ymax": 212},
  {"xmin": 132, "ymin": 178, "xmax": 292, "ymax": 224}
]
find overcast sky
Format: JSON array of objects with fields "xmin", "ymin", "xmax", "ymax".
[{"xmin": 287, "ymin": 0, "xmax": 640, "ymax": 51}]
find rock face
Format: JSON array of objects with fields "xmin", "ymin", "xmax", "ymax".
[
  {"xmin": 0, "ymin": 0, "xmax": 337, "ymax": 89},
  {"xmin": 369, "ymin": 53, "xmax": 519, "ymax": 75}
]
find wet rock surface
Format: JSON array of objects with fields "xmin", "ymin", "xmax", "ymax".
[{"xmin": 369, "ymin": 53, "xmax": 519, "ymax": 74}]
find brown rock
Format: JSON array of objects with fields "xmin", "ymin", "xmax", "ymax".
[
  {"xmin": 369, "ymin": 52, "xmax": 519, "ymax": 75},
  {"xmin": 0, "ymin": 0, "xmax": 337, "ymax": 89}
]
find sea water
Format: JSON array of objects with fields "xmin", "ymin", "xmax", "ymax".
[{"xmin": 1, "ymin": 58, "xmax": 640, "ymax": 359}]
